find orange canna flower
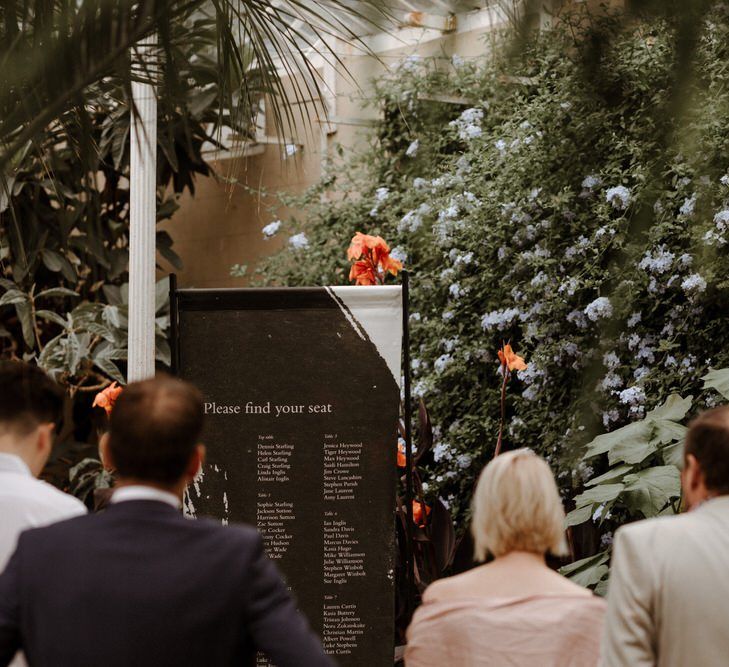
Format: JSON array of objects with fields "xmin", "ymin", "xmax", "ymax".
[
  {"xmin": 349, "ymin": 260, "xmax": 377, "ymax": 286},
  {"xmin": 498, "ymin": 343, "xmax": 527, "ymax": 372},
  {"xmin": 380, "ymin": 254, "xmax": 403, "ymax": 277},
  {"xmin": 347, "ymin": 232, "xmax": 389, "ymax": 261},
  {"xmin": 346, "ymin": 232, "xmax": 402, "ymax": 285},
  {"xmin": 397, "ymin": 440, "xmax": 407, "ymax": 467},
  {"xmin": 92, "ymin": 381, "xmax": 123, "ymax": 417},
  {"xmin": 412, "ymin": 500, "xmax": 431, "ymax": 527}
]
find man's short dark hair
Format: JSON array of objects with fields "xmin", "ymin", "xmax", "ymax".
[
  {"xmin": 108, "ymin": 376, "xmax": 204, "ymax": 484},
  {"xmin": 685, "ymin": 406, "xmax": 729, "ymax": 495},
  {"xmin": 0, "ymin": 360, "xmax": 65, "ymax": 435}
]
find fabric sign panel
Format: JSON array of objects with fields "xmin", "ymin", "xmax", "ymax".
[{"xmin": 176, "ymin": 286, "xmax": 403, "ymax": 666}]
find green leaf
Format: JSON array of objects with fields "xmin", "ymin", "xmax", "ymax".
[
  {"xmin": 662, "ymin": 440, "xmax": 684, "ymax": 469},
  {"xmin": 585, "ymin": 464, "xmax": 634, "ymax": 487},
  {"xmin": 560, "ymin": 551, "xmax": 610, "ymax": 588},
  {"xmin": 594, "ymin": 577, "xmax": 610, "ymax": 597},
  {"xmin": 66, "ymin": 333, "xmax": 82, "ymax": 375},
  {"xmin": 40, "ymin": 248, "xmax": 65, "ymax": 272},
  {"xmin": 0, "ymin": 289, "xmax": 29, "ymax": 306},
  {"xmin": 651, "ymin": 420, "xmax": 687, "ymax": 446},
  {"xmin": 623, "ymin": 466, "xmax": 681, "ymax": 517},
  {"xmin": 102, "ymin": 304, "xmax": 121, "ymax": 329},
  {"xmin": 36, "ymin": 287, "xmax": 79, "ymax": 299},
  {"xmin": 647, "ymin": 394, "xmax": 693, "ymax": 422},
  {"xmin": 155, "ymin": 277, "xmax": 170, "ymax": 314},
  {"xmin": 158, "ymin": 241, "xmax": 183, "ymax": 270},
  {"xmin": 155, "ymin": 337, "xmax": 172, "ymax": 367},
  {"xmin": 15, "ymin": 301, "xmax": 35, "ymax": 348},
  {"xmin": 109, "ymin": 248, "xmax": 129, "ymax": 280},
  {"xmin": 585, "ymin": 420, "xmax": 653, "ymax": 459},
  {"xmin": 102, "ymin": 284, "xmax": 123, "ymax": 306},
  {"xmin": 35, "ymin": 310, "xmax": 68, "ymax": 328},
  {"xmin": 572, "ymin": 483, "xmax": 625, "ymax": 510},
  {"xmin": 703, "ymin": 368, "xmax": 729, "ymax": 400},
  {"xmin": 609, "ymin": 434, "xmax": 658, "ymax": 466},
  {"xmin": 93, "ymin": 357, "xmax": 125, "ymax": 384},
  {"xmin": 565, "ymin": 504, "xmax": 593, "ymax": 527},
  {"xmin": 84, "ymin": 323, "xmax": 116, "ymax": 341}
]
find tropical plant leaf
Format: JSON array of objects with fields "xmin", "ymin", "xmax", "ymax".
[
  {"xmin": 102, "ymin": 305, "xmax": 122, "ymax": 329},
  {"xmin": 40, "ymin": 249, "xmax": 66, "ymax": 272},
  {"xmin": 416, "ymin": 399, "xmax": 433, "ymax": 462},
  {"xmin": 559, "ymin": 551, "xmax": 610, "ymax": 588},
  {"xmin": 426, "ymin": 497, "xmax": 456, "ymax": 575},
  {"xmin": 585, "ymin": 420, "xmax": 653, "ymax": 459},
  {"xmin": 572, "ymin": 483, "xmax": 626, "ymax": 510},
  {"xmin": 585, "ymin": 464, "xmax": 634, "ymax": 487},
  {"xmin": 702, "ymin": 368, "xmax": 729, "ymax": 400},
  {"xmin": 0, "ymin": 289, "xmax": 29, "ymax": 306},
  {"xmin": 651, "ymin": 420, "xmax": 687, "ymax": 446},
  {"xmin": 35, "ymin": 310, "xmax": 69, "ymax": 328},
  {"xmin": 646, "ymin": 394, "xmax": 693, "ymax": 422},
  {"xmin": 93, "ymin": 356, "xmax": 126, "ymax": 384},
  {"xmin": 155, "ymin": 336, "xmax": 172, "ymax": 366},
  {"xmin": 155, "ymin": 277, "xmax": 170, "ymax": 313},
  {"xmin": 36, "ymin": 287, "xmax": 80, "ymax": 299},
  {"xmin": 622, "ymin": 466, "xmax": 681, "ymax": 518},
  {"xmin": 609, "ymin": 435, "xmax": 657, "ymax": 466},
  {"xmin": 662, "ymin": 440, "xmax": 684, "ymax": 469},
  {"xmin": 0, "ymin": 0, "xmax": 388, "ymax": 174},
  {"xmin": 565, "ymin": 504, "xmax": 593, "ymax": 527},
  {"xmin": 15, "ymin": 301, "xmax": 36, "ymax": 348}
]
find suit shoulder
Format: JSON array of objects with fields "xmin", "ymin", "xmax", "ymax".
[
  {"xmin": 17, "ymin": 509, "xmax": 93, "ymax": 548},
  {"xmin": 615, "ymin": 512, "xmax": 694, "ymax": 547}
]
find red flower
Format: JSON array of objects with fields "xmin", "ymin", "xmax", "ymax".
[
  {"xmin": 349, "ymin": 260, "xmax": 377, "ymax": 286},
  {"xmin": 380, "ymin": 253, "xmax": 403, "ymax": 277},
  {"xmin": 412, "ymin": 500, "xmax": 431, "ymax": 527},
  {"xmin": 93, "ymin": 382, "xmax": 123, "ymax": 417},
  {"xmin": 498, "ymin": 343, "xmax": 527, "ymax": 372},
  {"xmin": 347, "ymin": 232, "xmax": 387, "ymax": 260},
  {"xmin": 397, "ymin": 440, "xmax": 407, "ymax": 467},
  {"xmin": 346, "ymin": 232, "xmax": 402, "ymax": 285}
]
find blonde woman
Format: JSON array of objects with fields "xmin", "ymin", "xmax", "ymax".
[{"xmin": 405, "ymin": 449, "xmax": 605, "ymax": 667}]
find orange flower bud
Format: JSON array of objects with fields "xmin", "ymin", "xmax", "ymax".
[
  {"xmin": 498, "ymin": 343, "xmax": 527, "ymax": 372},
  {"xmin": 92, "ymin": 382, "xmax": 123, "ymax": 417}
]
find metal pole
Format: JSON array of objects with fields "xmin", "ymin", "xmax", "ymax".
[
  {"xmin": 169, "ymin": 273, "xmax": 179, "ymax": 376},
  {"xmin": 402, "ymin": 271, "xmax": 415, "ymax": 614},
  {"xmin": 128, "ymin": 35, "xmax": 158, "ymax": 382}
]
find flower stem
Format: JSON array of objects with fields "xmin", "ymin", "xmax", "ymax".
[{"xmin": 494, "ymin": 364, "xmax": 509, "ymax": 458}]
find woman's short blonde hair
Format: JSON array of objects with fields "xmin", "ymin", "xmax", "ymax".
[{"xmin": 471, "ymin": 448, "xmax": 568, "ymax": 561}]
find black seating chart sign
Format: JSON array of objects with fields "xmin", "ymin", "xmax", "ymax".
[{"xmin": 174, "ymin": 286, "xmax": 403, "ymax": 666}]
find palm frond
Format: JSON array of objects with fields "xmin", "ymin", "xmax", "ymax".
[{"xmin": 0, "ymin": 0, "xmax": 392, "ymax": 172}]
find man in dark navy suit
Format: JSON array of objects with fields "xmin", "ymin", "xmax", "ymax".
[{"xmin": 0, "ymin": 376, "xmax": 333, "ymax": 667}]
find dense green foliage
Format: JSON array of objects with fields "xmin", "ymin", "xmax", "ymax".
[
  {"xmin": 256, "ymin": 8, "xmax": 729, "ymax": 573},
  {"xmin": 0, "ymin": 22, "xmax": 241, "ymax": 491}
]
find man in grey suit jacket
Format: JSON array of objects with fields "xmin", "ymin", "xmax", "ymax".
[
  {"xmin": 602, "ymin": 405, "xmax": 729, "ymax": 667},
  {"xmin": 0, "ymin": 376, "xmax": 332, "ymax": 667}
]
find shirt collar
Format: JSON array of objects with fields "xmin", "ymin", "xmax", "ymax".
[
  {"xmin": 111, "ymin": 485, "xmax": 181, "ymax": 509},
  {"xmin": 0, "ymin": 452, "xmax": 32, "ymax": 477},
  {"xmin": 696, "ymin": 494, "xmax": 729, "ymax": 512}
]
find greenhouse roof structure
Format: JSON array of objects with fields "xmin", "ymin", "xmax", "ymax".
[{"xmin": 268, "ymin": 0, "xmax": 496, "ymax": 59}]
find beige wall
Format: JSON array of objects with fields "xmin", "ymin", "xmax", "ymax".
[{"xmin": 158, "ymin": 90, "xmax": 325, "ymax": 288}]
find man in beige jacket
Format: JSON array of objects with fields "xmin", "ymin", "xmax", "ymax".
[{"xmin": 602, "ymin": 405, "xmax": 729, "ymax": 667}]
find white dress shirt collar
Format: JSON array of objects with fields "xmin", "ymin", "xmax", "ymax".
[
  {"xmin": 111, "ymin": 485, "xmax": 181, "ymax": 509},
  {"xmin": 0, "ymin": 452, "xmax": 32, "ymax": 477}
]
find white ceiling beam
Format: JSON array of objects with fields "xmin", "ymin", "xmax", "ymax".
[{"xmin": 356, "ymin": 4, "xmax": 509, "ymax": 54}]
